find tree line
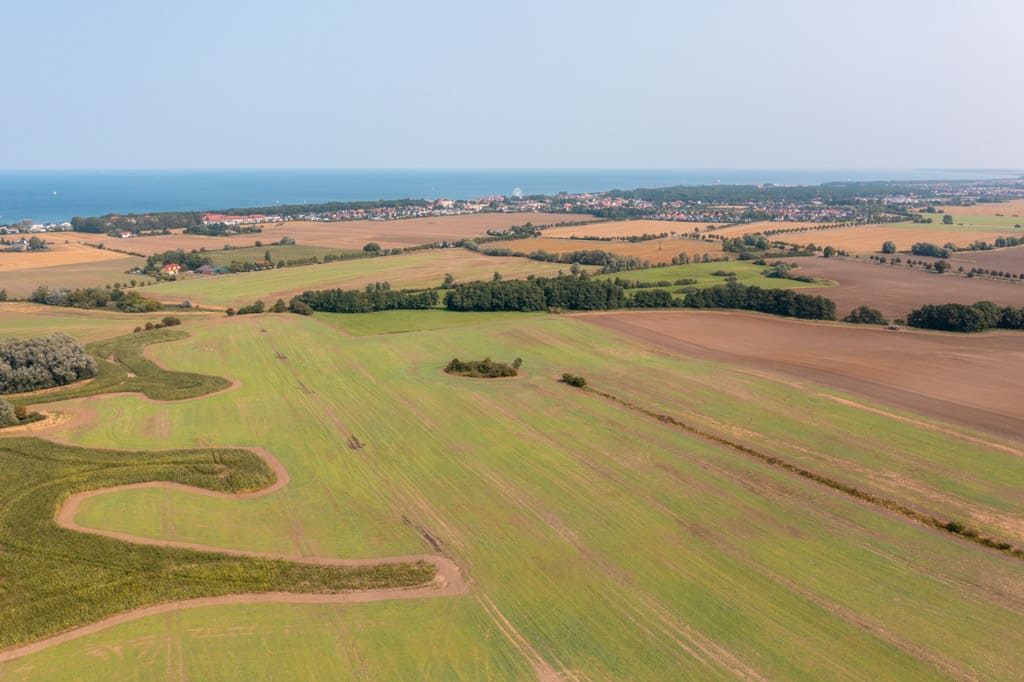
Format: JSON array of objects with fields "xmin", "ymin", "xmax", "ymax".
[
  {"xmin": 907, "ymin": 302, "xmax": 1024, "ymax": 332},
  {"xmin": 681, "ymin": 282, "xmax": 837, "ymax": 320},
  {"xmin": 28, "ymin": 286, "xmax": 163, "ymax": 312},
  {"xmin": 293, "ymin": 281, "xmax": 438, "ymax": 313}
]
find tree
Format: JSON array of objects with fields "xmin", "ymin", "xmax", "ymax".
[
  {"xmin": 363, "ymin": 242, "xmax": 381, "ymax": 255},
  {"xmin": 844, "ymin": 306, "xmax": 887, "ymax": 325},
  {"xmin": 881, "ymin": 241, "xmax": 896, "ymax": 254},
  {"xmin": 28, "ymin": 236, "xmax": 46, "ymax": 251},
  {"xmin": 933, "ymin": 260, "xmax": 950, "ymax": 274},
  {"xmin": 264, "ymin": 249, "xmax": 272, "ymax": 264},
  {"xmin": 0, "ymin": 398, "xmax": 17, "ymax": 427},
  {"xmin": 441, "ymin": 273, "xmax": 455, "ymax": 289},
  {"xmin": 942, "ymin": 214, "xmax": 954, "ymax": 225},
  {"xmin": 823, "ymin": 246, "xmax": 836, "ymax": 258}
]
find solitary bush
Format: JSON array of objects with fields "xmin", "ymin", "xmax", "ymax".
[
  {"xmin": 288, "ymin": 298, "xmax": 315, "ymax": 316},
  {"xmin": 844, "ymin": 306, "xmax": 888, "ymax": 325},
  {"xmin": 561, "ymin": 373, "xmax": 587, "ymax": 387},
  {"xmin": 0, "ymin": 398, "xmax": 17, "ymax": 427},
  {"xmin": 0, "ymin": 333, "xmax": 97, "ymax": 394},
  {"xmin": 160, "ymin": 316, "xmax": 181, "ymax": 327}
]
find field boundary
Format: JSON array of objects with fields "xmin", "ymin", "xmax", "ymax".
[{"xmin": 568, "ymin": 381, "xmax": 1024, "ymax": 562}]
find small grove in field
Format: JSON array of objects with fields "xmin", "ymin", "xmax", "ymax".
[
  {"xmin": 907, "ymin": 301, "xmax": 1024, "ymax": 333},
  {"xmin": 0, "ymin": 333, "xmax": 97, "ymax": 394},
  {"xmin": 0, "ymin": 437, "xmax": 435, "ymax": 651},
  {"xmin": 444, "ymin": 357, "xmax": 522, "ymax": 378},
  {"xmin": 0, "ymin": 398, "xmax": 42, "ymax": 428},
  {"xmin": 28, "ymin": 285, "xmax": 163, "ymax": 312}
]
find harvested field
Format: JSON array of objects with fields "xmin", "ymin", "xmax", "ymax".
[
  {"xmin": 582, "ymin": 309, "xmax": 1024, "ymax": 440},
  {"xmin": 0, "ymin": 241, "xmax": 128, "ymax": 271},
  {"xmin": 0, "ymin": 256, "xmax": 148, "ymax": 298},
  {"xmin": 496, "ymin": 235, "xmax": 722, "ymax": 264},
  {"xmin": 542, "ymin": 219, "xmax": 697, "ymax": 239},
  {"xmin": 145, "ymin": 249, "xmax": 577, "ymax": 307},
  {"xmin": 947, "ymin": 244, "xmax": 1024, "ymax": 272},
  {"xmin": 71, "ymin": 213, "xmax": 582, "ymax": 256},
  {"xmin": 710, "ymin": 221, "xmax": 1019, "ymax": 253},
  {"xmin": 929, "ymin": 199, "xmax": 1024, "ymax": 217},
  {"xmin": 787, "ymin": 256, "xmax": 1024, "ymax": 318}
]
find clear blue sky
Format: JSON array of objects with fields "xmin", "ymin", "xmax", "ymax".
[{"xmin": 2, "ymin": 0, "xmax": 1021, "ymax": 170}]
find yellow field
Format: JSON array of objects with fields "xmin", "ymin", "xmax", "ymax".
[
  {"xmin": 542, "ymin": 219, "xmax": 701, "ymax": 239},
  {"xmin": 0, "ymin": 241, "xmax": 130, "ymax": 272}
]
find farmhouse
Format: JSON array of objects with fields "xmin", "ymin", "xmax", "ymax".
[
  {"xmin": 4, "ymin": 239, "xmax": 30, "ymax": 252},
  {"xmin": 161, "ymin": 263, "xmax": 182, "ymax": 276}
]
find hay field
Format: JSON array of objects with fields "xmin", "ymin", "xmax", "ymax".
[
  {"xmin": 0, "ymin": 241, "xmax": 128, "ymax": 271},
  {"xmin": 497, "ymin": 235, "xmax": 722, "ymax": 264},
  {"xmin": 542, "ymin": 219, "xmax": 698, "ymax": 238},
  {"xmin": 0, "ymin": 303, "xmax": 185, "ymax": 342},
  {"xmin": 145, "ymin": 250, "xmax": 575, "ymax": 307},
  {"xmin": 4, "ymin": 311, "xmax": 1024, "ymax": 679},
  {"xmin": 929, "ymin": 198, "xmax": 1024, "ymax": 217},
  {"xmin": 0, "ymin": 256, "xmax": 147, "ymax": 298}
]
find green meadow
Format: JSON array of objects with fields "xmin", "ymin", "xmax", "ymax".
[{"xmin": 3, "ymin": 309, "xmax": 1024, "ymax": 679}]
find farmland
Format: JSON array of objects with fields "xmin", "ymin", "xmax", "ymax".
[
  {"xmin": 0, "ymin": 255, "xmax": 148, "ymax": 298},
  {"xmin": 494, "ymin": 235, "xmax": 723, "ymax": 264},
  {"xmin": 786, "ymin": 256, "xmax": 1024, "ymax": 319},
  {"xmin": 145, "ymin": 249, "xmax": 577, "ymax": 308},
  {"xmin": 1, "ymin": 307, "xmax": 1024, "ymax": 679}
]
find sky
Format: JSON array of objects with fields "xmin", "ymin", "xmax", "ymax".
[{"xmin": 1, "ymin": 0, "xmax": 1022, "ymax": 170}]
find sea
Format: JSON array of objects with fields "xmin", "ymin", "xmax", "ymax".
[{"xmin": 1, "ymin": 168, "xmax": 1020, "ymax": 226}]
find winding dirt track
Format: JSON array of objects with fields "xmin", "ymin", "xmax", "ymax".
[{"xmin": 0, "ymin": 375, "xmax": 469, "ymax": 664}]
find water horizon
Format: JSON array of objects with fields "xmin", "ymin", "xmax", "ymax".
[{"xmin": 2, "ymin": 168, "xmax": 1020, "ymax": 225}]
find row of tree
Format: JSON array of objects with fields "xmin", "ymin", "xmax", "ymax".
[
  {"xmin": 681, "ymin": 282, "xmax": 837, "ymax": 320},
  {"xmin": 0, "ymin": 333, "xmax": 97, "ymax": 394},
  {"xmin": 443, "ymin": 274, "xmax": 627, "ymax": 312},
  {"xmin": 907, "ymin": 302, "xmax": 1024, "ymax": 332},
  {"xmin": 293, "ymin": 282, "xmax": 438, "ymax": 313},
  {"xmin": 28, "ymin": 286, "xmax": 163, "ymax": 312}
]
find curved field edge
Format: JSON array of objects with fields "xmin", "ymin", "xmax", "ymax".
[
  {"xmin": 6, "ymin": 327, "xmax": 233, "ymax": 407},
  {"xmin": 0, "ymin": 437, "xmax": 448, "ymax": 659}
]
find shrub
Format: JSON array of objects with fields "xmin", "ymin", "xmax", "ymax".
[
  {"xmin": 161, "ymin": 316, "xmax": 182, "ymax": 327},
  {"xmin": 444, "ymin": 357, "xmax": 520, "ymax": 378},
  {"xmin": 844, "ymin": 306, "xmax": 888, "ymax": 325},
  {"xmin": 561, "ymin": 373, "xmax": 587, "ymax": 387},
  {"xmin": 288, "ymin": 298, "xmax": 315, "ymax": 316},
  {"xmin": 0, "ymin": 398, "xmax": 16, "ymax": 427}
]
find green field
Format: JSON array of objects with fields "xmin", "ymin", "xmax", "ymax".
[
  {"xmin": 145, "ymin": 250, "xmax": 574, "ymax": 308},
  {"xmin": 598, "ymin": 260, "xmax": 830, "ymax": 296},
  {"xmin": 4, "ymin": 309, "xmax": 1024, "ymax": 679}
]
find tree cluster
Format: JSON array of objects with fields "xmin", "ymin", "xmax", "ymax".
[
  {"xmin": 294, "ymin": 282, "xmax": 438, "ymax": 313},
  {"xmin": 443, "ymin": 274, "xmax": 626, "ymax": 312},
  {"xmin": 910, "ymin": 242, "xmax": 951, "ymax": 258},
  {"xmin": 71, "ymin": 212, "xmax": 203, "ymax": 234},
  {"xmin": 28, "ymin": 286, "xmax": 162, "ymax": 312},
  {"xmin": 444, "ymin": 357, "xmax": 522, "ymax": 378},
  {"xmin": 682, "ymin": 282, "xmax": 836, "ymax": 320},
  {"xmin": 0, "ymin": 333, "xmax": 97, "ymax": 394},
  {"xmin": 907, "ymin": 302, "xmax": 1024, "ymax": 332},
  {"xmin": 844, "ymin": 306, "xmax": 888, "ymax": 325}
]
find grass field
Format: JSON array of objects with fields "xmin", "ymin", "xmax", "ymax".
[
  {"xmin": 4, "ymin": 310, "xmax": 1024, "ymax": 679},
  {"xmin": 596, "ymin": 260, "xmax": 829, "ymax": 299},
  {"xmin": 496, "ymin": 235, "xmax": 723, "ymax": 264},
  {"xmin": 0, "ymin": 303, "xmax": 179, "ymax": 342},
  {"xmin": 144, "ymin": 250, "xmax": 577, "ymax": 307}
]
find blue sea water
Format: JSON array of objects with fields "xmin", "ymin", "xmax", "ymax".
[{"xmin": 0, "ymin": 168, "xmax": 1019, "ymax": 225}]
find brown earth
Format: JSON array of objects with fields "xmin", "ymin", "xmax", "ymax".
[
  {"xmin": 0, "ymin": 241, "xmax": 129, "ymax": 271},
  {"xmin": 542, "ymin": 219, "xmax": 706, "ymax": 239},
  {"xmin": 579, "ymin": 309, "xmax": 1024, "ymax": 440},
  {"xmin": 787, "ymin": 256, "xmax": 1024, "ymax": 318},
  {"xmin": 946, "ymin": 245, "xmax": 1024, "ymax": 273}
]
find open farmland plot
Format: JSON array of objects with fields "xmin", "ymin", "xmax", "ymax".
[
  {"xmin": 595, "ymin": 261, "xmax": 829, "ymax": 300},
  {"xmin": 0, "ymin": 303, "xmax": 181, "ymax": 342},
  {"xmin": 541, "ymin": 219, "xmax": 699, "ymax": 239},
  {"xmin": 144, "ymin": 250, "xmax": 575, "ymax": 308},
  {"xmin": 496, "ymin": 235, "xmax": 722, "ymax": 264},
  {"xmin": 0, "ymin": 256, "xmax": 148, "ymax": 298},
  {"xmin": 70, "ymin": 213, "xmax": 583, "ymax": 256},
  {"xmin": 947, "ymin": 244, "xmax": 1024, "ymax": 273},
  {"xmin": 4, "ymin": 311, "xmax": 1024, "ymax": 679},
  {"xmin": 787, "ymin": 256, "xmax": 1024, "ymax": 318}
]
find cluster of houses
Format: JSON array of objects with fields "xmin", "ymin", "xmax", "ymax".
[
  {"xmin": 158, "ymin": 263, "xmax": 229, "ymax": 277},
  {"xmin": 201, "ymin": 213, "xmax": 284, "ymax": 226},
  {"xmin": 0, "ymin": 221, "xmax": 72, "ymax": 235},
  {"xmin": 4, "ymin": 239, "xmax": 34, "ymax": 252}
]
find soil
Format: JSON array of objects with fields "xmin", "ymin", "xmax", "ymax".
[{"xmin": 580, "ymin": 309, "xmax": 1024, "ymax": 441}]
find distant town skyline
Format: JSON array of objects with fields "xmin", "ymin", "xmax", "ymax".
[{"xmin": 2, "ymin": 0, "xmax": 1022, "ymax": 170}]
